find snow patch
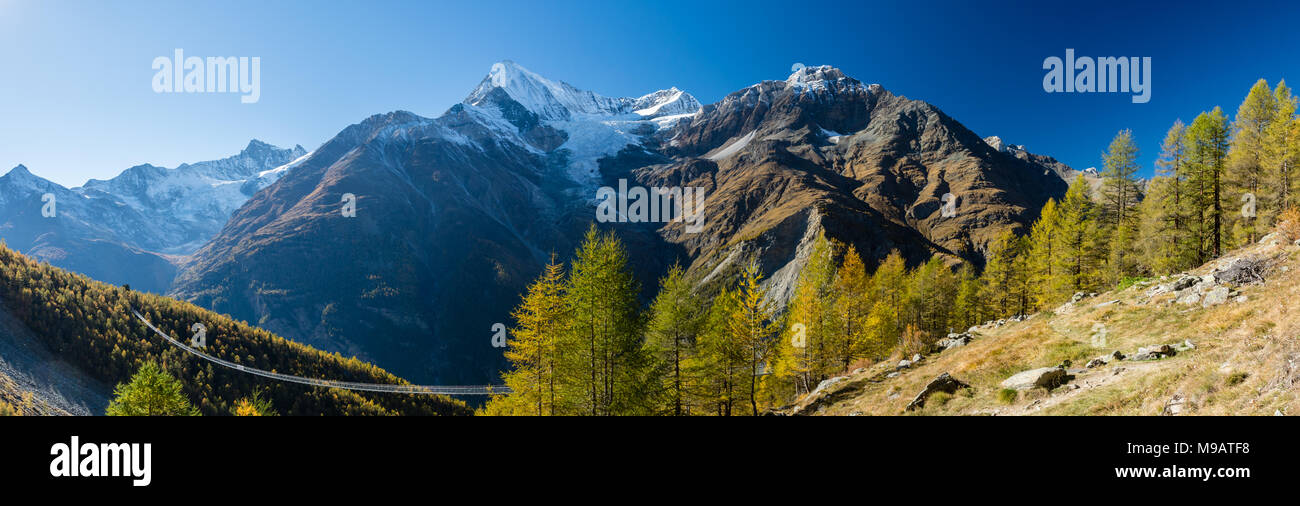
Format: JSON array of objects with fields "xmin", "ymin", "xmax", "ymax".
[{"xmin": 707, "ymin": 130, "xmax": 756, "ymax": 161}]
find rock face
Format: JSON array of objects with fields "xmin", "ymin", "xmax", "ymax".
[
  {"xmin": 905, "ymin": 372, "xmax": 969, "ymax": 411},
  {"xmin": 1001, "ymin": 366, "xmax": 1070, "ymax": 390}
]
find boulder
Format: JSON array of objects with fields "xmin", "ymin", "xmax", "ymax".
[
  {"xmin": 1001, "ymin": 366, "xmax": 1070, "ymax": 391},
  {"xmin": 807, "ymin": 376, "xmax": 847, "ymax": 400},
  {"xmin": 1070, "ymin": 292, "xmax": 1097, "ymax": 303},
  {"xmin": 1148, "ymin": 275, "xmax": 1200, "ymax": 297},
  {"xmin": 897, "ymin": 359, "xmax": 912, "ymax": 369},
  {"xmin": 1172, "ymin": 339, "xmax": 1196, "ymax": 352},
  {"xmin": 935, "ymin": 332, "xmax": 974, "ymax": 351},
  {"xmin": 1192, "ymin": 275, "xmax": 1218, "ymax": 294},
  {"xmin": 911, "ymin": 353, "xmax": 923, "ymax": 363},
  {"xmin": 1085, "ymin": 358, "xmax": 1107, "ymax": 368},
  {"xmin": 905, "ymin": 372, "xmax": 970, "ymax": 411},
  {"xmin": 1163, "ymin": 394, "xmax": 1187, "ymax": 416},
  {"xmin": 1130, "ymin": 344, "xmax": 1176, "ymax": 361},
  {"xmin": 1201, "ymin": 286, "xmax": 1232, "ymax": 307},
  {"xmin": 1176, "ymin": 292, "xmax": 1201, "ymax": 306}
]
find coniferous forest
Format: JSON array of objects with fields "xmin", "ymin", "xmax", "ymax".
[{"xmin": 0, "ymin": 244, "xmax": 469, "ymax": 416}]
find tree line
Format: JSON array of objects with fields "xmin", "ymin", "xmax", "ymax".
[{"xmin": 484, "ymin": 77, "xmax": 1300, "ymax": 415}]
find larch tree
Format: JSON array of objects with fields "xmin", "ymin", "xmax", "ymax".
[
  {"xmin": 1053, "ymin": 175, "xmax": 1103, "ymax": 298},
  {"xmin": 776, "ymin": 232, "xmax": 839, "ymax": 395},
  {"xmin": 1265, "ymin": 81, "xmax": 1299, "ymax": 212},
  {"xmin": 690, "ymin": 289, "xmax": 746, "ymax": 416},
  {"xmin": 562, "ymin": 227, "xmax": 643, "ymax": 416},
  {"xmin": 829, "ymin": 245, "xmax": 871, "ymax": 371},
  {"xmin": 485, "ymin": 257, "xmax": 567, "ymax": 416},
  {"xmin": 1100, "ymin": 129, "xmax": 1142, "ymax": 283},
  {"xmin": 1226, "ymin": 79, "xmax": 1276, "ymax": 245},
  {"xmin": 729, "ymin": 261, "xmax": 779, "ymax": 416},
  {"xmin": 1025, "ymin": 198, "xmax": 1061, "ymax": 309},
  {"xmin": 1187, "ymin": 108, "xmax": 1231, "ymax": 260},
  {"xmin": 106, "ymin": 362, "xmax": 200, "ymax": 416},
  {"xmin": 643, "ymin": 263, "xmax": 702, "ymax": 416}
]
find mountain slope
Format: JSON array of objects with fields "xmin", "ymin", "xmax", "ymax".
[
  {"xmin": 0, "ymin": 244, "xmax": 469, "ymax": 416},
  {"xmin": 793, "ymin": 233, "xmax": 1300, "ymax": 416},
  {"xmin": 618, "ymin": 65, "xmax": 1069, "ymax": 301},
  {"xmin": 0, "ymin": 301, "xmax": 110, "ymax": 416},
  {"xmin": 171, "ymin": 62, "xmax": 1073, "ymax": 384}
]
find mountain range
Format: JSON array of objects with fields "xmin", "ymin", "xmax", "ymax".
[
  {"xmin": 3, "ymin": 61, "xmax": 1078, "ymax": 384},
  {"xmin": 0, "ymin": 141, "xmax": 307, "ymax": 293}
]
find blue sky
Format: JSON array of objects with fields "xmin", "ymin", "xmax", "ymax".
[{"xmin": 2, "ymin": 0, "xmax": 1298, "ymax": 187}]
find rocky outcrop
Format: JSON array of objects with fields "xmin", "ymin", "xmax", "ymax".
[{"xmin": 905, "ymin": 372, "xmax": 970, "ymax": 411}]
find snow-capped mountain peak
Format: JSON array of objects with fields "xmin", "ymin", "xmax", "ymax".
[
  {"xmin": 0, "ymin": 164, "xmax": 63, "ymax": 195},
  {"xmin": 784, "ymin": 65, "xmax": 869, "ymax": 94},
  {"xmin": 633, "ymin": 87, "xmax": 702, "ymax": 118},
  {"xmin": 460, "ymin": 61, "xmax": 701, "ymax": 191},
  {"xmin": 465, "ymin": 60, "xmax": 701, "ymax": 121},
  {"xmin": 466, "ymin": 60, "xmax": 630, "ymax": 121}
]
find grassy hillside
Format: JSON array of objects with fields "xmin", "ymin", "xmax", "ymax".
[
  {"xmin": 0, "ymin": 243, "xmax": 470, "ymax": 416},
  {"xmin": 793, "ymin": 234, "xmax": 1300, "ymax": 416}
]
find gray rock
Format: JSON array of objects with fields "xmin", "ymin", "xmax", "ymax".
[
  {"xmin": 1172, "ymin": 339, "xmax": 1196, "ymax": 352},
  {"xmin": 1149, "ymin": 276, "xmax": 1199, "ymax": 297},
  {"xmin": 935, "ymin": 332, "xmax": 974, "ymax": 351},
  {"xmin": 1214, "ymin": 257, "xmax": 1267, "ymax": 285},
  {"xmin": 1177, "ymin": 292, "xmax": 1202, "ymax": 305},
  {"xmin": 1163, "ymin": 394, "xmax": 1187, "ymax": 416},
  {"xmin": 897, "ymin": 359, "xmax": 912, "ymax": 369},
  {"xmin": 1085, "ymin": 358, "xmax": 1107, "ymax": 368},
  {"xmin": 807, "ymin": 376, "xmax": 847, "ymax": 400},
  {"xmin": 1201, "ymin": 286, "xmax": 1232, "ymax": 307},
  {"xmin": 1001, "ymin": 366, "xmax": 1070, "ymax": 391},
  {"xmin": 905, "ymin": 372, "xmax": 970, "ymax": 411},
  {"xmin": 1130, "ymin": 344, "xmax": 1176, "ymax": 361},
  {"xmin": 911, "ymin": 353, "xmax": 922, "ymax": 363}
]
